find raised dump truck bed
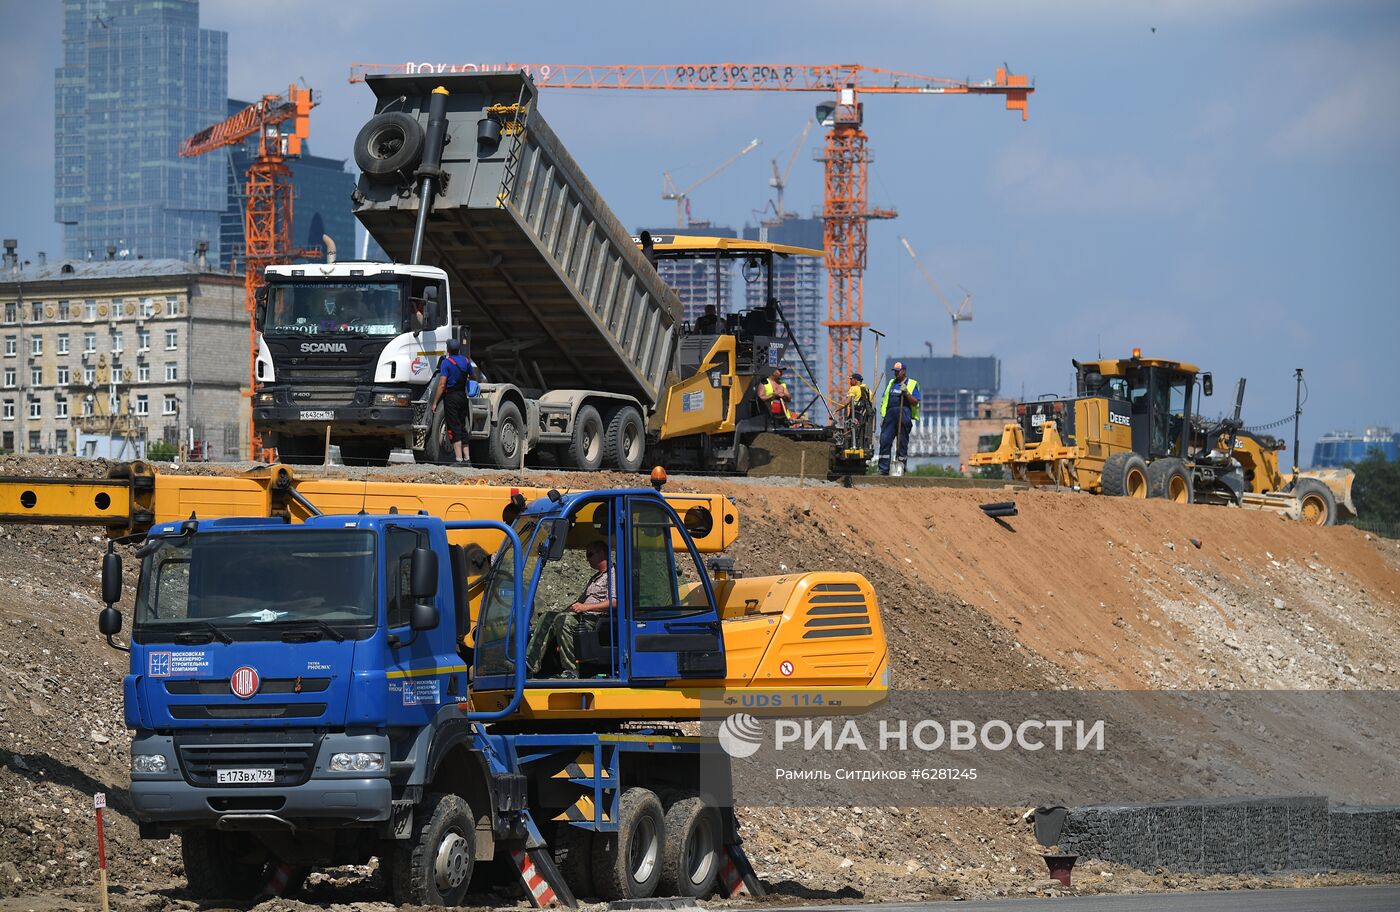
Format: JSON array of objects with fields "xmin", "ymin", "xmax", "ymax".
[{"xmin": 354, "ymin": 72, "xmax": 680, "ymax": 406}]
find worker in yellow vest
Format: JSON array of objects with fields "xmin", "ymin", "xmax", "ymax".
[
  {"xmin": 878, "ymin": 361, "xmax": 920, "ymax": 474},
  {"xmin": 845, "ymin": 371, "xmax": 874, "ymax": 450},
  {"xmin": 757, "ymin": 366, "xmax": 793, "ymax": 427}
]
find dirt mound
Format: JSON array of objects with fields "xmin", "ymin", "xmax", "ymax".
[{"xmin": 0, "ymin": 456, "xmax": 1397, "ymax": 906}]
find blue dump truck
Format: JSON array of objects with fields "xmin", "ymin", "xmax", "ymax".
[{"xmin": 96, "ymin": 477, "xmax": 888, "ymax": 904}]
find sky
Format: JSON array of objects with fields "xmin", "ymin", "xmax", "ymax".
[{"xmin": 2, "ymin": 0, "xmax": 1398, "ymax": 462}]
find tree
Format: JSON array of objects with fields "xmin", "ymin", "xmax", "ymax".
[
  {"xmin": 1351, "ymin": 450, "xmax": 1400, "ymax": 524},
  {"xmin": 146, "ymin": 440, "xmax": 178, "ymax": 462},
  {"xmin": 909, "ymin": 463, "xmax": 965, "ymax": 478}
]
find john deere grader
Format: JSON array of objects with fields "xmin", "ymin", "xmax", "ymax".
[{"xmin": 971, "ymin": 352, "xmax": 1353, "ymax": 525}]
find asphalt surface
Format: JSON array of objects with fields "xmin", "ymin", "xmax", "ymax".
[{"xmin": 778, "ymin": 885, "xmax": 1400, "ymax": 911}]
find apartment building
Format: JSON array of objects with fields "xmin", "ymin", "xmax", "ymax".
[{"xmin": 0, "ymin": 246, "xmax": 245, "ymax": 458}]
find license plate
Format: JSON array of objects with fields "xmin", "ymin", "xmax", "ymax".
[
  {"xmin": 299, "ymin": 410, "xmax": 334, "ymax": 421},
  {"xmin": 216, "ymin": 768, "xmax": 274, "ymax": 784},
  {"xmin": 1030, "ymin": 412, "xmax": 1045, "ymax": 426}
]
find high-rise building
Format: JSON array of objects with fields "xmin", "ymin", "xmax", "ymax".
[
  {"xmin": 1312, "ymin": 427, "xmax": 1399, "ymax": 467},
  {"xmin": 220, "ymin": 97, "xmax": 357, "ymax": 268},
  {"xmin": 743, "ymin": 218, "xmax": 825, "ymax": 420},
  {"xmin": 55, "ymin": 0, "xmax": 228, "ymax": 262}
]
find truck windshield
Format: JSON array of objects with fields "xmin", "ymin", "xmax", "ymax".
[
  {"xmin": 263, "ymin": 281, "xmax": 404, "ymax": 336},
  {"xmin": 134, "ymin": 530, "xmax": 376, "ymax": 637}
]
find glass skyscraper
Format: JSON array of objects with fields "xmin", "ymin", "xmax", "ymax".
[{"xmin": 55, "ymin": 0, "xmax": 228, "ymax": 262}]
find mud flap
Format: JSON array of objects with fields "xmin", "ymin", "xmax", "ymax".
[{"xmin": 718, "ymin": 842, "xmax": 765, "ymax": 898}]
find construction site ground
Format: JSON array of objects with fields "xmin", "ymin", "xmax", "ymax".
[{"xmin": 0, "ymin": 455, "xmax": 1397, "ymax": 910}]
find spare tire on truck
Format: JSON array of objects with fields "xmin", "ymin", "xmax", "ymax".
[{"xmin": 354, "ymin": 111, "xmax": 425, "ymax": 182}]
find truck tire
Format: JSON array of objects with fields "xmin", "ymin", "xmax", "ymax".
[
  {"xmin": 1101, "ymin": 452, "xmax": 1149, "ymax": 498},
  {"xmin": 1147, "ymin": 457, "xmax": 1193, "ymax": 504},
  {"xmin": 553, "ymin": 821, "xmax": 595, "ymax": 898},
  {"xmin": 1294, "ymin": 478, "xmax": 1338, "ymax": 526},
  {"xmin": 659, "ymin": 797, "xmax": 721, "ymax": 898},
  {"xmin": 354, "ymin": 111, "xmax": 425, "ymax": 181},
  {"xmin": 386, "ymin": 792, "xmax": 475, "ymax": 907},
  {"xmin": 423, "ymin": 403, "xmax": 449, "ymax": 464},
  {"xmin": 488, "ymin": 401, "xmax": 526, "ymax": 468},
  {"xmin": 592, "ymin": 787, "xmax": 665, "ymax": 900},
  {"xmin": 181, "ymin": 829, "xmax": 268, "ymax": 900},
  {"xmin": 604, "ymin": 406, "xmax": 646, "ymax": 472},
  {"xmin": 568, "ymin": 404, "xmax": 605, "ymax": 471}
]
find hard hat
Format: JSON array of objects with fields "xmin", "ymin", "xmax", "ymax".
[
  {"xmin": 893, "ymin": 361, "xmax": 905, "ymax": 372},
  {"xmin": 850, "ymin": 372, "xmax": 863, "ymax": 382},
  {"xmin": 447, "ymin": 339, "xmax": 461, "ymax": 352}
]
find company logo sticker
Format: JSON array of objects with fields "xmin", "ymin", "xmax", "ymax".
[
  {"xmin": 230, "ymin": 666, "xmax": 261, "ymax": 699},
  {"xmin": 148, "ymin": 652, "xmax": 171, "ymax": 677}
]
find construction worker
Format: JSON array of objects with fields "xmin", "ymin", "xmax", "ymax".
[
  {"xmin": 693, "ymin": 304, "xmax": 721, "ymax": 335},
  {"xmin": 846, "ymin": 371, "xmax": 874, "ymax": 449},
  {"xmin": 757, "ymin": 366, "xmax": 793, "ymax": 427},
  {"xmin": 431, "ymin": 339, "xmax": 477, "ymax": 465},
  {"xmin": 525, "ymin": 540, "xmax": 614, "ymax": 679},
  {"xmin": 878, "ymin": 361, "xmax": 920, "ymax": 474}
]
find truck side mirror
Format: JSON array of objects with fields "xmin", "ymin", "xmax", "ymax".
[
  {"xmin": 410, "ymin": 600, "xmax": 439, "ymax": 631},
  {"xmin": 98, "ymin": 607, "xmax": 122, "ymax": 636},
  {"xmin": 546, "ymin": 519, "xmax": 570, "ymax": 561},
  {"xmin": 253, "ymin": 286, "xmax": 269, "ymax": 327},
  {"xmin": 410, "ymin": 547, "xmax": 438, "ymax": 599},
  {"xmin": 102, "ymin": 550, "xmax": 122, "ymax": 605},
  {"xmin": 423, "ymin": 286, "xmax": 440, "ymax": 329},
  {"xmin": 1202, "ymin": 373, "xmax": 1213, "ymax": 396}
]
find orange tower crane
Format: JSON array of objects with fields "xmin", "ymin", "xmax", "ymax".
[
  {"xmin": 348, "ymin": 63, "xmax": 1031, "ymax": 405},
  {"xmin": 180, "ymin": 85, "xmax": 317, "ymax": 459}
]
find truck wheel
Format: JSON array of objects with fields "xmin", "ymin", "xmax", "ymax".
[
  {"xmin": 659, "ymin": 797, "xmax": 721, "ymax": 898},
  {"xmin": 424, "ymin": 404, "xmax": 450, "ymax": 464},
  {"xmin": 1294, "ymin": 478, "xmax": 1338, "ymax": 526},
  {"xmin": 1101, "ymin": 452, "xmax": 1149, "ymax": 498},
  {"xmin": 488, "ymin": 401, "xmax": 525, "ymax": 468},
  {"xmin": 569, "ymin": 404, "xmax": 605, "ymax": 471},
  {"xmin": 1147, "ymin": 457, "xmax": 1193, "ymax": 503},
  {"xmin": 604, "ymin": 406, "xmax": 646, "ymax": 472},
  {"xmin": 593, "ymin": 787, "xmax": 665, "ymax": 900},
  {"xmin": 386, "ymin": 792, "xmax": 476, "ymax": 907},
  {"xmin": 180, "ymin": 829, "xmax": 268, "ymax": 900},
  {"xmin": 354, "ymin": 111, "xmax": 425, "ymax": 181},
  {"xmin": 553, "ymin": 821, "xmax": 595, "ymax": 898}
]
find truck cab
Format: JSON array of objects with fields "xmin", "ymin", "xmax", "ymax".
[{"xmin": 253, "ymin": 262, "xmax": 454, "ymax": 463}]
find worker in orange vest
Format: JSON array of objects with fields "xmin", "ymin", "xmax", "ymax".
[{"xmin": 757, "ymin": 366, "xmax": 793, "ymax": 427}]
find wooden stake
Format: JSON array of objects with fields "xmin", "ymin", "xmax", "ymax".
[{"xmin": 94, "ymin": 792, "xmax": 109, "ymax": 912}]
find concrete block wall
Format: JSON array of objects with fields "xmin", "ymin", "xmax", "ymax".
[{"xmin": 1057, "ymin": 797, "xmax": 1399, "ymax": 874}]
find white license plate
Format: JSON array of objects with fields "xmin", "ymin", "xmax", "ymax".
[
  {"xmin": 216, "ymin": 768, "xmax": 275, "ymax": 784},
  {"xmin": 1030, "ymin": 413, "xmax": 1045, "ymax": 426},
  {"xmin": 299, "ymin": 410, "xmax": 334, "ymax": 421}
]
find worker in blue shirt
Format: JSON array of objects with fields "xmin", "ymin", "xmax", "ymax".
[
  {"xmin": 431, "ymin": 339, "xmax": 478, "ymax": 465},
  {"xmin": 877, "ymin": 361, "xmax": 920, "ymax": 475}
]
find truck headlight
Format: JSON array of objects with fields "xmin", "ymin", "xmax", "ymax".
[
  {"xmin": 255, "ymin": 392, "xmax": 274, "ymax": 404},
  {"xmin": 375, "ymin": 393, "xmax": 412, "ymax": 407},
  {"xmin": 132, "ymin": 754, "xmax": 168, "ymax": 773},
  {"xmin": 330, "ymin": 752, "xmax": 385, "ymax": 772}
]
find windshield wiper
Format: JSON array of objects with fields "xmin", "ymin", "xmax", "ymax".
[
  {"xmin": 169, "ymin": 621, "xmax": 233, "ymax": 645},
  {"xmin": 263, "ymin": 618, "xmax": 347, "ymax": 643}
]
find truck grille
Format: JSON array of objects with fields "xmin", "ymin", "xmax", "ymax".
[
  {"xmin": 164, "ymin": 677, "xmax": 331, "ymax": 695},
  {"xmin": 174, "ymin": 733, "xmax": 321, "ymax": 787},
  {"xmin": 169, "ymin": 703, "xmax": 327, "ymax": 720}
]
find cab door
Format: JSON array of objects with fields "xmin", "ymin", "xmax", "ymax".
[{"xmin": 624, "ymin": 498, "xmax": 726, "ymax": 681}]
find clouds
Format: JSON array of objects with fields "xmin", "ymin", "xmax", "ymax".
[
  {"xmin": 1267, "ymin": 41, "xmax": 1400, "ymax": 158},
  {"xmin": 993, "ymin": 144, "xmax": 1209, "ymax": 215}
]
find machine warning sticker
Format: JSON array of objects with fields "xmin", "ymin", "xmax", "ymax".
[
  {"xmin": 398, "ymin": 679, "xmax": 442, "ymax": 706},
  {"xmin": 148, "ymin": 651, "xmax": 210, "ymax": 677},
  {"xmin": 682, "ymin": 391, "xmax": 705, "ymax": 413},
  {"xmin": 780, "ymin": 660, "xmax": 794, "ymax": 677}
]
